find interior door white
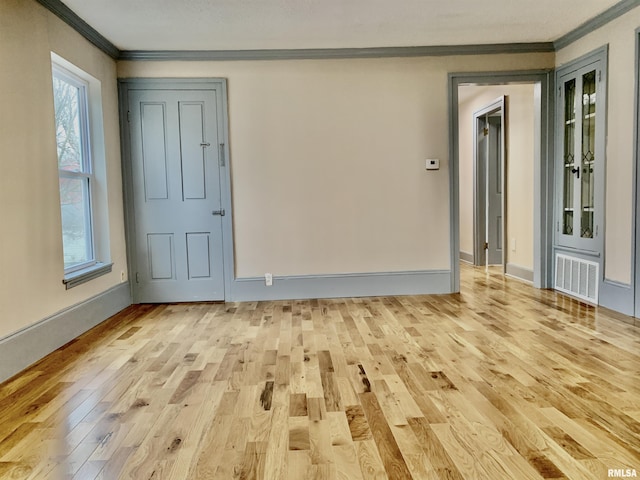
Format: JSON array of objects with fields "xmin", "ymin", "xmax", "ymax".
[{"xmin": 128, "ymin": 89, "xmax": 225, "ymax": 302}]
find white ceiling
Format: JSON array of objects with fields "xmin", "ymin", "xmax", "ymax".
[{"xmin": 61, "ymin": 0, "xmax": 622, "ymax": 51}]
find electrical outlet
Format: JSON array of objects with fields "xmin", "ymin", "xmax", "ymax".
[
  {"xmin": 511, "ymin": 238, "xmax": 517, "ymax": 252},
  {"xmin": 265, "ymin": 273, "xmax": 273, "ymax": 286},
  {"xmin": 425, "ymin": 159, "xmax": 440, "ymax": 170},
  {"xmin": 121, "ymin": 270, "xmax": 126, "ymax": 282}
]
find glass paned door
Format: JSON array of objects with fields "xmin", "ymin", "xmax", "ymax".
[{"xmin": 558, "ymin": 63, "xmax": 602, "ymax": 251}]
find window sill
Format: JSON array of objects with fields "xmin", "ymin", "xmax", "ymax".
[{"xmin": 63, "ymin": 262, "xmax": 113, "ymax": 290}]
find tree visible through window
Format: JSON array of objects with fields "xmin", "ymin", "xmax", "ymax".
[{"xmin": 52, "ymin": 67, "xmax": 95, "ymax": 272}]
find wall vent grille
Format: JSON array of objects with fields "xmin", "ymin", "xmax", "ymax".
[{"xmin": 554, "ymin": 253, "xmax": 599, "ymax": 303}]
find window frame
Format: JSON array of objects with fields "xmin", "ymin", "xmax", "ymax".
[
  {"xmin": 51, "ymin": 55, "xmax": 113, "ymax": 289},
  {"xmin": 52, "ymin": 64, "xmax": 98, "ymax": 275}
]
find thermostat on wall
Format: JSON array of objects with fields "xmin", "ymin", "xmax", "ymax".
[{"xmin": 426, "ymin": 159, "xmax": 440, "ymax": 170}]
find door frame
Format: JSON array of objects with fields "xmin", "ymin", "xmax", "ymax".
[
  {"xmin": 635, "ymin": 28, "xmax": 640, "ymax": 318},
  {"xmin": 118, "ymin": 78, "xmax": 234, "ymax": 303},
  {"xmin": 449, "ymin": 70, "xmax": 555, "ymax": 291},
  {"xmin": 473, "ymin": 97, "xmax": 506, "ymax": 269}
]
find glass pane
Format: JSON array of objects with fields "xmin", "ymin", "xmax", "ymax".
[
  {"xmin": 59, "ymin": 177, "xmax": 92, "ymax": 268},
  {"xmin": 562, "ymin": 78, "xmax": 576, "ymax": 235},
  {"xmin": 53, "ymin": 76, "xmax": 84, "ymax": 172},
  {"xmin": 581, "ymin": 70, "xmax": 596, "ymax": 239}
]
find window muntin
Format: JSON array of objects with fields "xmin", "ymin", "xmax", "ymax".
[{"xmin": 52, "ymin": 66, "xmax": 95, "ymax": 273}]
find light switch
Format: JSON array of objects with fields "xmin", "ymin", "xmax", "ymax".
[{"xmin": 426, "ymin": 159, "xmax": 440, "ymax": 170}]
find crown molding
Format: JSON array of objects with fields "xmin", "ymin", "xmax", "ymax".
[
  {"xmin": 34, "ymin": 0, "xmax": 120, "ymax": 59},
  {"xmin": 118, "ymin": 43, "xmax": 554, "ymax": 62},
  {"xmin": 554, "ymin": 0, "xmax": 640, "ymax": 50}
]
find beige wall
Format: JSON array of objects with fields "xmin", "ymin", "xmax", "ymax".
[
  {"xmin": 458, "ymin": 84, "xmax": 536, "ymax": 271},
  {"xmin": 0, "ymin": 0, "xmax": 127, "ymax": 339},
  {"xmin": 556, "ymin": 6, "xmax": 640, "ymax": 285},
  {"xmin": 119, "ymin": 53, "xmax": 553, "ymax": 278}
]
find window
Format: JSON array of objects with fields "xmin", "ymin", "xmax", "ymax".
[
  {"xmin": 53, "ymin": 66, "xmax": 94, "ymax": 272},
  {"xmin": 51, "ymin": 55, "xmax": 111, "ymax": 288}
]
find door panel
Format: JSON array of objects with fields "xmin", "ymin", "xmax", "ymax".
[
  {"xmin": 141, "ymin": 103, "xmax": 169, "ymax": 200},
  {"xmin": 186, "ymin": 233, "xmax": 212, "ymax": 279},
  {"xmin": 148, "ymin": 233, "xmax": 174, "ymax": 280},
  {"xmin": 556, "ymin": 61, "xmax": 604, "ymax": 253},
  {"xmin": 179, "ymin": 102, "xmax": 207, "ymax": 200},
  {"xmin": 129, "ymin": 89, "xmax": 224, "ymax": 302}
]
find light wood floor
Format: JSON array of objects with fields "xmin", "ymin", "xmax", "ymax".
[{"xmin": 1, "ymin": 264, "xmax": 639, "ymax": 479}]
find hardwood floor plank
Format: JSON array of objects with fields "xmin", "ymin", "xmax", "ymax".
[
  {"xmin": 287, "ymin": 450, "xmax": 312, "ymax": 480},
  {"xmin": 354, "ymin": 439, "xmax": 388, "ymax": 479},
  {"xmin": 327, "ymin": 412, "xmax": 353, "ymax": 447},
  {"xmin": 539, "ymin": 406, "xmax": 640, "ymax": 467},
  {"xmin": 289, "ymin": 393, "xmax": 308, "ymax": 417},
  {"xmin": 333, "ymin": 443, "xmax": 365, "ymax": 480},
  {"xmin": 345, "ymin": 404, "xmax": 373, "ymax": 442},
  {"xmin": 430, "ymin": 422, "xmax": 491, "ymax": 479},
  {"xmin": 307, "ymin": 419, "xmax": 332, "ymax": 467},
  {"xmin": 407, "ymin": 417, "xmax": 464, "ymax": 480},
  {"xmin": 0, "ymin": 423, "xmax": 39, "ymax": 459},
  {"xmin": 359, "ymin": 392, "xmax": 413, "ymax": 479},
  {"xmin": 289, "ymin": 416, "xmax": 310, "ymax": 451}
]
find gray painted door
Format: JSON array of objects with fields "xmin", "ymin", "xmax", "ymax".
[
  {"xmin": 475, "ymin": 116, "xmax": 488, "ymax": 266},
  {"xmin": 487, "ymin": 116, "xmax": 503, "ymax": 265},
  {"xmin": 128, "ymin": 89, "xmax": 224, "ymax": 302}
]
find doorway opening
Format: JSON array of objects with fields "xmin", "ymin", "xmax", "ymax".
[
  {"xmin": 473, "ymin": 97, "xmax": 505, "ymax": 271},
  {"xmin": 448, "ymin": 71, "xmax": 554, "ymax": 292}
]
